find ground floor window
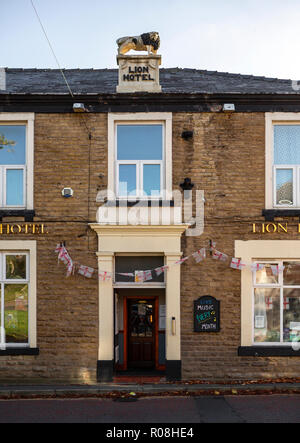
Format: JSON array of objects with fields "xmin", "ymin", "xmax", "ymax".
[
  {"xmin": 253, "ymin": 261, "xmax": 300, "ymax": 344},
  {"xmin": 0, "ymin": 241, "xmax": 36, "ymax": 350},
  {"xmin": 0, "ymin": 253, "xmax": 29, "ymax": 346}
]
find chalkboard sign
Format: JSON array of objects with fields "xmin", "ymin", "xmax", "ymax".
[{"xmin": 194, "ymin": 296, "xmax": 220, "ymax": 332}]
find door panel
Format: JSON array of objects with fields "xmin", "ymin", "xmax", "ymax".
[{"xmin": 127, "ymin": 299, "xmax": 156, "ymax": 369}]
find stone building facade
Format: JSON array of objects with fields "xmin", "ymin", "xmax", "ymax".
[{"xmin": 0, "ymin": 59, "xmax": 300, "ymax": 383}]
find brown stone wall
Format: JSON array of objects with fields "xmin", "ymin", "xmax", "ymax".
[
  {"xmin": 0, "ymin": 113, "xmax": 107, "ymax": 383},
  {"xmin": 173, "ymin": 112, "xmax": 300, "ymax": 381},
  {"xmin": 1, "ymin": 111, "xmax": 300, "ymax": 382}
]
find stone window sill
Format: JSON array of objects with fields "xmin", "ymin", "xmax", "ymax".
[
  {"xmin": 0, "ymin": 348, "xmax": 39, "ymax": 356},
  {"xmin": 238, "ymin": 346, "xmax": 300, "ymax": 357}
]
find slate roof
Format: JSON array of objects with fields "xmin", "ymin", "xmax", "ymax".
[{"xmin": 0, "ymin": 67, "xmax": 298, "ymax": 95}]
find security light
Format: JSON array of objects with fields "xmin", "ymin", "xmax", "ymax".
[{"xmin": 73, "ymin": 103, "xmax": 88, "ymax": 112}]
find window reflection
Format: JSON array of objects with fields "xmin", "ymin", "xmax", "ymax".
[
  {"xmin": 255, "ymin": 264, "xmax": 278, "ymax": 284},
  {"xmin": 129, "ymin": 301, "xmax": 153, "ymax": 338},
  {"xmin": 254, "ymin": 288, "xmax": 280, "ymax": 343}
]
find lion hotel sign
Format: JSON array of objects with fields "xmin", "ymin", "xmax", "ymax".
[{"xmin": 116, "ymin": 32, "xmax": 162, "ymax": 93}]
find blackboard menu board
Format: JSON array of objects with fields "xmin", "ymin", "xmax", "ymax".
[{"xmin": 194, "ymin": 296, "xmax": 220, "ymax": 332}]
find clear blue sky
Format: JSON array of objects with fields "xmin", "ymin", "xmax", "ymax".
[{"xmin": 1, "ymin": 0, "xmax": 300, "ymax": 79}]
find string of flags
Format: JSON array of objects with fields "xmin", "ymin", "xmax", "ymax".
[{"xmin": 54, "ymin": 242, "xmax": 285, "ymax": 281}]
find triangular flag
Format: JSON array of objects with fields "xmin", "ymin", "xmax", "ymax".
[
  {"xmin": 78, "ymin": 265, "xmax": 94, "ymax": 278},
  {"xmin": 230, "ymin": 258, "xmax": 246, "ymax": 270},
  {"xmin": 154, "ymin": 265, "xmax": 169, "ymax": 276},
  {"xmin": 174, "ymin": 256, "xmax": 189, "ymax": 265},
  {"xmin": 212, "ymin": 250, "xmax": 228, "ymax": 262},
  {"xmin": 192, "ymin": 248, "xmax": 206, "ymax": 263},
  {"xmin": 99, "ymin": 271, "xmax": 112, "ymax": 281}
]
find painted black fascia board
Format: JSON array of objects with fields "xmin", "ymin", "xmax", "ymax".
[
  {"xmin": 262, "ymin": 209, "xmax": 300, "ymax": 222},
  {"xmin": 2, "ymin": 93, "xmax": 300, "ymax": 113}
]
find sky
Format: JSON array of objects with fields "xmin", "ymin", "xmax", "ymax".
[{"xmin": 1, "ymin": 0, "xmax": 300, "ymax": 80}]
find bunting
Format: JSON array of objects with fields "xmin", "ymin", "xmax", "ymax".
[
  {"xmin": 54, "ymin": 240, "xmax": 285, "ymax": 281},
  {"xmin": 99, "ymin": 271, "xmax": 112, "ymax": 281},
  {"xmin": 192, "ymin": 248, "xmax": 206, "ymax": 263},
  {"xmin": 155, "ymin": 265, "xmax": 169, "ymax": 276},
  {"xmin": 230, "ymin": 258, "xmax": 246, "ymax": 270},
  {"xmin": 251, "ymin": 263, "xmax": 265, "ymax": 272},
  {"xmin": 270, "ymin": 264, "xmax": 285, "ymax": 276},
  {"xmin": 212, "ymin": 249, "xmax": 228, "ymax": 262},
  {"xmin": 78, "ymin": 265, "xmax": 94, "ymax": 279}
]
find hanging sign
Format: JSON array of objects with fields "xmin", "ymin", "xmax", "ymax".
[{"xmin": 194, "ymin": 296, "xmax": 220, "ymax": 332}]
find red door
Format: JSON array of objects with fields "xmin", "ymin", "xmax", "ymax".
[{"xmin": 127, "ymin": 299, "xmax": 155, "ymax": 369}]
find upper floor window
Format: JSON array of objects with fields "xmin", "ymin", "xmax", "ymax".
[
  {"xmin": 0, "ymin": 114, "xmax": 34, "ymax": 210},
  {"xmin": 116, "ymin": 124, "xmax": 163, "ymax": 198},
  {"xmin": 108, "ymin": 113, "xmax": 172, "ymax": 201},
  {"xmin": 274, "ymin": 125, "xmax": 300, "ymax": 207},
  {"xmin": 0, "ymin": 125, "xmax": 26, "ymax": 207}
]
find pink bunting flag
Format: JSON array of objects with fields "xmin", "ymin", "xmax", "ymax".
[
  {"xmin": 55, "ymin": 244, "xmax": 62, "ymax": 254},
  {"xmin": 143, "ymin": 270, "xmax": 153, "ymax": 281},
  {"xmin": 57, "ymin": 245, "xmax": 74, "ymax": 277},
  {"xmin": 270, "ymin": 264, "xmax": 285, "ymax": 276},
  {"xmin": 154, "ymin": 265, "xmax": 169, "ymax": 276},
  {"xmin": 66, "ymin": 261, "xmax": 74, "ymax": 277},
  {"xmin": 192, "ymin": 248, "xmax": 206, "ymax": 263},
  {"xmin": 174, "ymin": 256, "xmax": 189, "ymax": 265},
  {"xmin": 212, "ymin": 250, "xmax": 228, "ymax": 262},
  {"xmin": 78, "ymin": 265, "xmax": 94, "ymax": 279},
  {"xmin": 209, "ymin": 241, "xmax": 217, "ymax": 251},
  {"xmin": 135, "ymin": 270, "xmax": 153, "ymax": 282},
  {"xmin": 251, "ymin": 263, "xmax": 265, "ymax": 272},
  {"xmin": 99, "ymin": 271, "xmax": 112, "ymax": 281},
  {"xmin": 118, "ymin": 273, "xmax": 134, "ymax": 277},
  {"xmin": 230, "ymin": 258, "xmax": 246, "ymax": 270},
  {"xmin": 58, "ymin": 246, "xmax": 72, "ymax": 266}
]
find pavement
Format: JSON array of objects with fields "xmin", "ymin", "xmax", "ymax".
[{"xmin": 0, "ymin": 380, "xmax": 300, "ymax": 399}]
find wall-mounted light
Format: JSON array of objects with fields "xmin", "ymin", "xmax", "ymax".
[
  {"xmin": 180, "ymin": 178, "xmax": 194, "ymax": 191},
  {"xmin": 222, "ymin": 103, "xmax": 235, "ymax": 112},
  {"xmin": 181, "ymin": 130, "xmax": 194, "ymax": 140},
  {"xmin": 73, "ymin": 103, "xmax": 89, "ymax": 113}
]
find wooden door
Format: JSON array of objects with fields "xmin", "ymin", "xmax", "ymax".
[{"xmin": 127, "ymin": 299, "xmax": 156, "ymax": 369}]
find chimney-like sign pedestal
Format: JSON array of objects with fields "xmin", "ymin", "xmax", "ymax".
[{"xmin": 117, "ymin": 55, "xmax": 162, "ymax": 93}]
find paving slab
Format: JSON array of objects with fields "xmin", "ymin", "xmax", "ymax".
[{"xmin": 0, "ymin": 382, "xmax": 299, "ymax": 399}]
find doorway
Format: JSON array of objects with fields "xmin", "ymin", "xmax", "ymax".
[
  {"xmin": 119, "ymin": 294, "xmax": 164, "ymax": 372},
  {"xmin": 127, "ymin": 299, "xmax": 156, "ymax": 369}
]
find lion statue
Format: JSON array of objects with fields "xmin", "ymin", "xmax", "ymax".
[{"xmin": 116, "ymin": 32, "xmax": 160, "ymax": 55}]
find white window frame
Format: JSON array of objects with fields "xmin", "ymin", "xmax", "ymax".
[
  {"xmin": 235, "ymin": 240, "xmax": 300, "ymax": 347},
  {"xmin": 108, "ymin": 113, "xmax": 172, "ymax": 200},
  {"xmin": 266, "ymin": 113, "xmax": 300, "ymax": 209},
  {"xmin": 113, "ymin": 252, "xmax": 166, "ymax": 288},
  {"xmin": 272, "ymin": 165, "xmax": 297, "ymax": 208},
  {"xmin": 0, "ymin": 240, "xmax": 36, "ymax": 349},
  {"xmin": 2, "ymin": 165, "xmax": 26, "ymax": 207},
  {"xmin": 0, "ymin": 113, "xmax": 34, "ymax": 210},
  {"xmin": 252, "ymin": 260, "xmax": 300, "ymax": 345}
]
